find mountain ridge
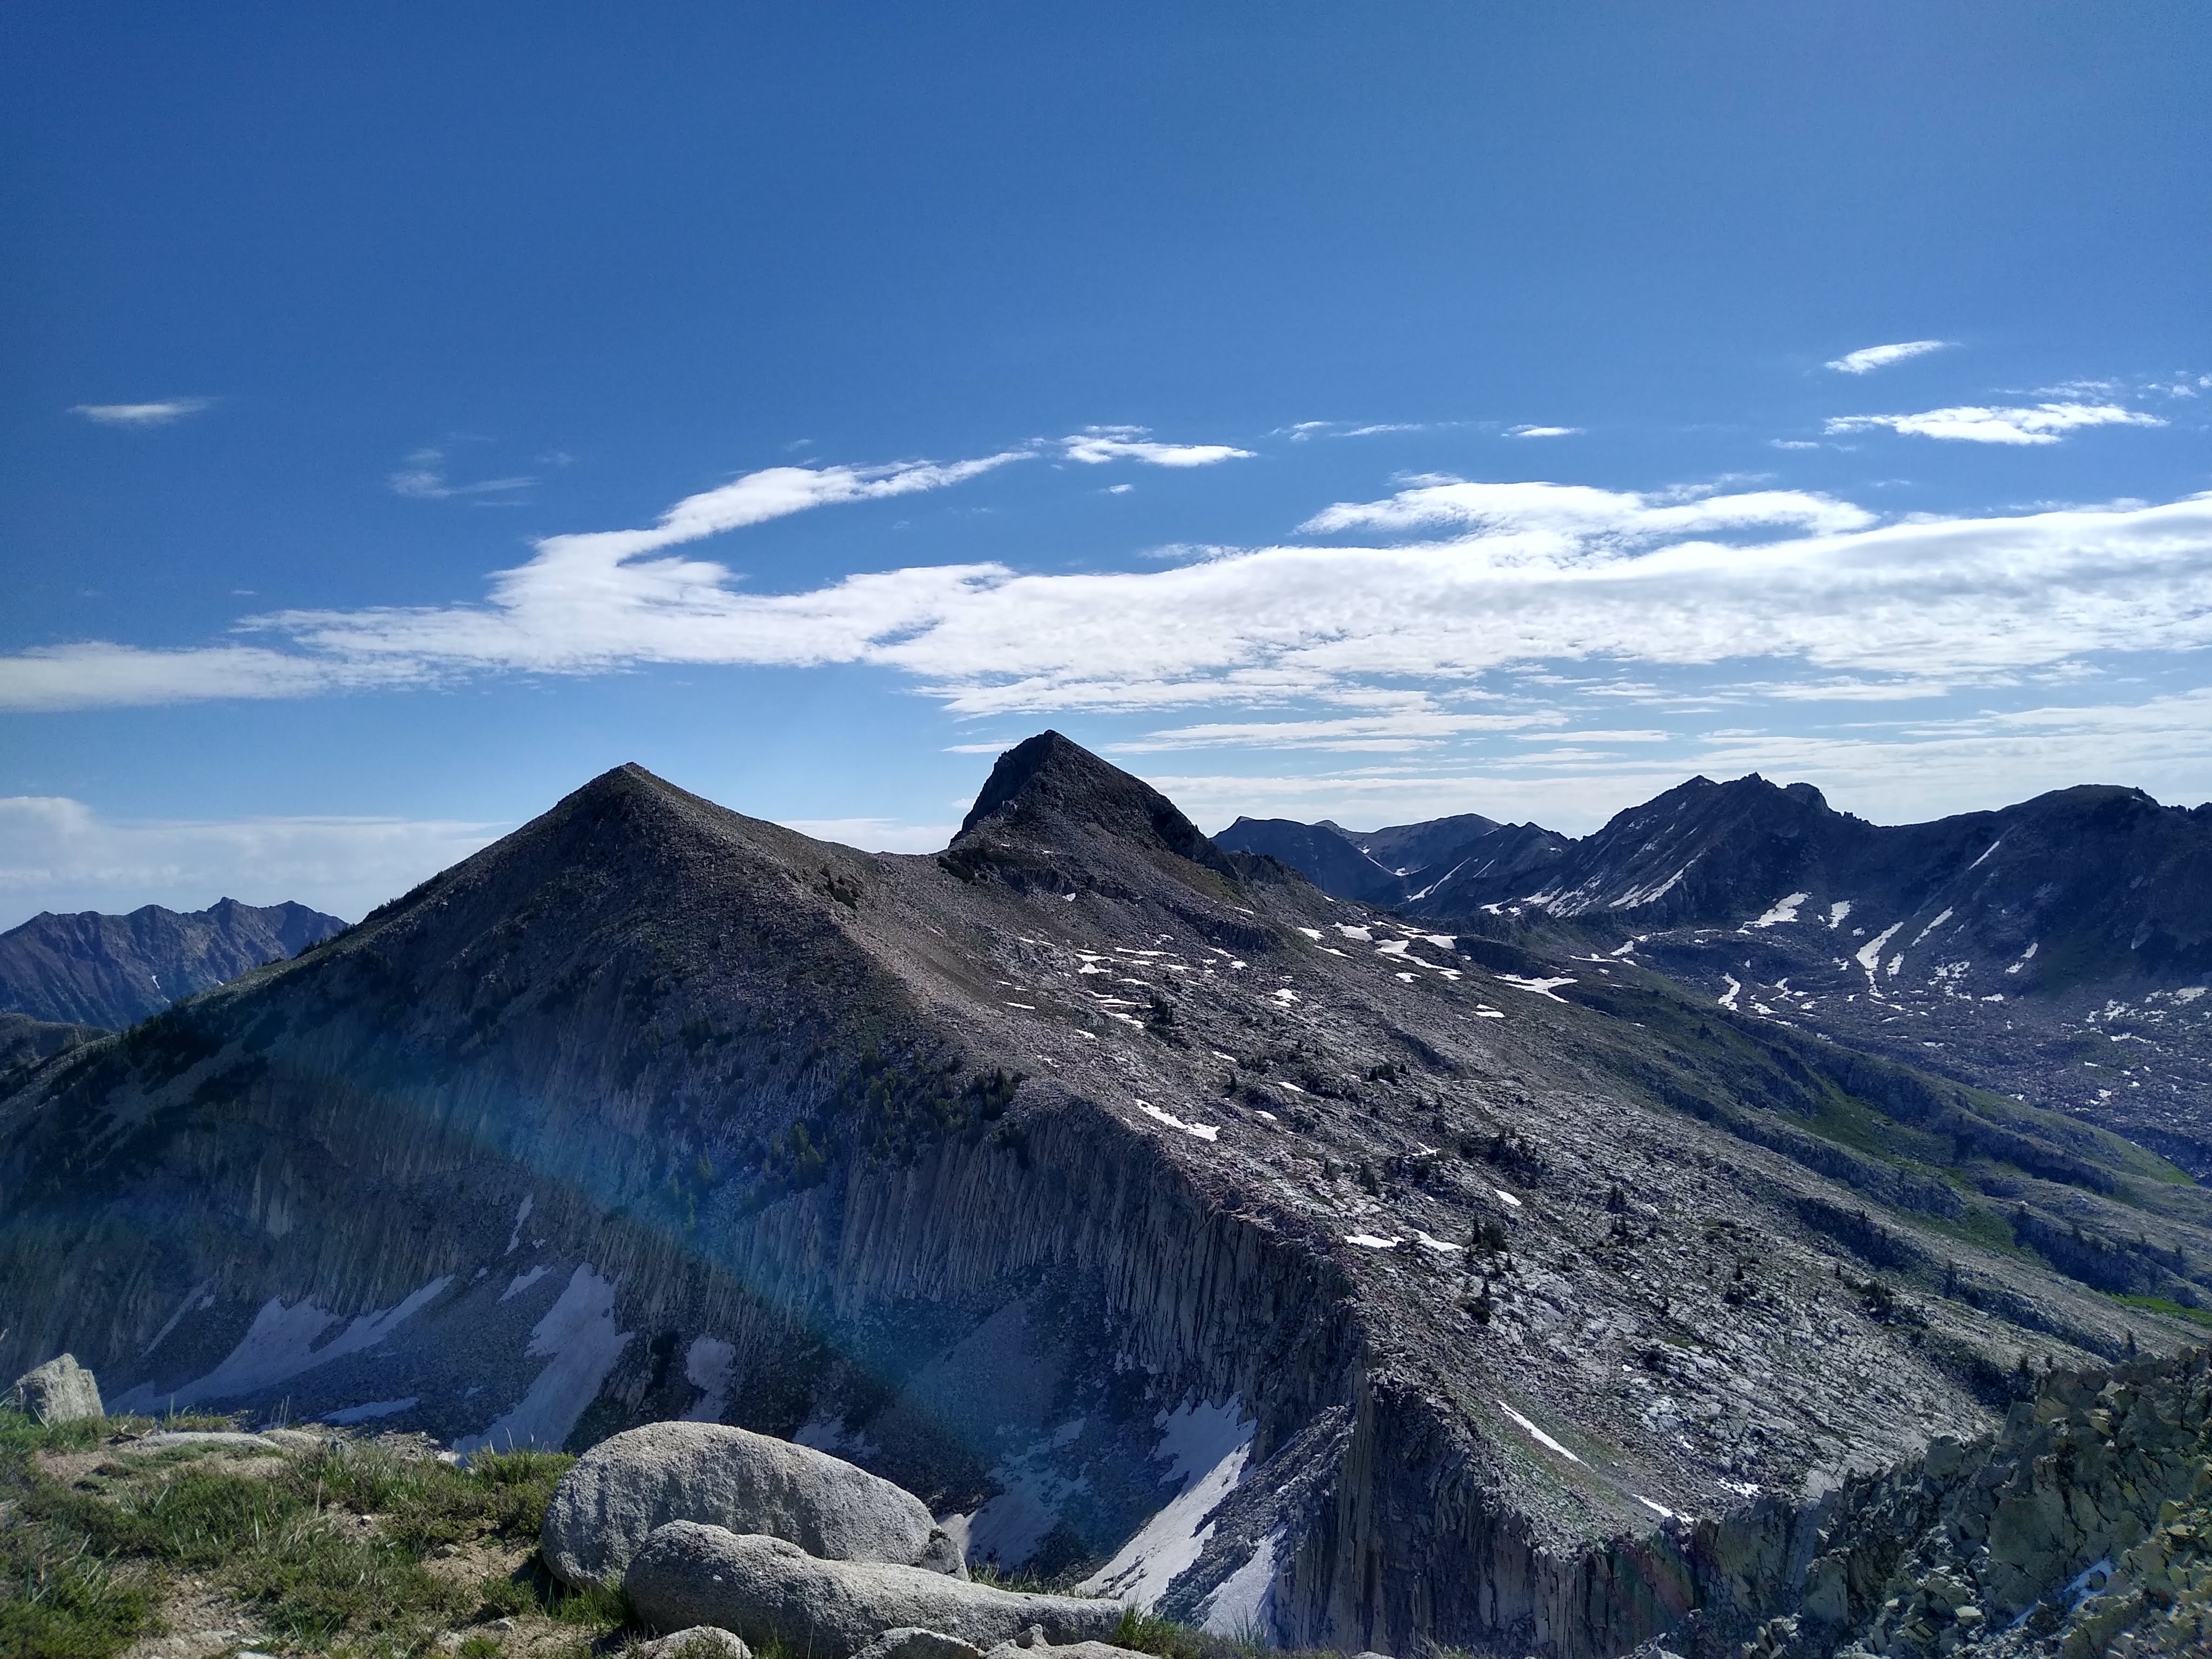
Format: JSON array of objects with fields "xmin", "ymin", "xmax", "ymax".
[
  {"xmin": 0, "ymin": 895, "xmax": 349, "ymax": 1029},
  {"xmin": 6, "ymin": 739, "xmax": 2212, "ymax": 1656}
]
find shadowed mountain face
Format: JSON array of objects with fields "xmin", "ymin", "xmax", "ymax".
[
  {"xmin": 0, "ymin": 897, "xmax": 349, "ymax": 1028},
  {"xmin": 5, "ymin": 742, "xmax": 2212, "ymax": 1657}
]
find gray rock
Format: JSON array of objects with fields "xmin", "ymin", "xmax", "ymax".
[
  {"xmin": 855, "ymin": 1628, "xmax": 987, "ymax": 1659},
  {"xmin": 544, "ymin": 1421, "xmax": 968, "ymax": 1588},
  {"xmin": 625, "ymin": 1524, "xmax": 1122, "ymax": 1659},
  {"xmin": 637, "ymin": 1627, "xmax": 754, "ymax": 1659},
  {"xmin": 125, "ymin": 1431, "xmax": 280, "ymax": 1453},
  {"xmin": 11, "ymin": 1353, "xmax": 103, "ymax": 1424},
  {"xmin": 544, "ymin": 1424, "xmax": 960, "ymax": 1593},
  {"xmin": 981, "ymin": 1638, "xmax": 1151, "ymax": 1659}
]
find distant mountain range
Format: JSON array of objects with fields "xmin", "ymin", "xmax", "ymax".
[
  {"xmin": 1217, "ymin": 811, "xmax": 1570, "ymax": 909},
  {"xmin": 1223, "ymin": 774, "xmax": 2212, "ymax": 1175},
  {"xmin": 6, "ymin": 735, "xmax": 2211, "ymax": 1657},
  {"xmin": 0, "ymin": 897, "xmax": 348, "ymax": 1029}
]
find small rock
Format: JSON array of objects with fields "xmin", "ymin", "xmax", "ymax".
[
  {"xmin": 982, "ymin": 1641, "xmax": 1152, "ymax": 1659},
  {"xmin": 624, "ymin": 1523, "xmax": 1121, "ymax": 1659},
  {"xmin": 638, "ymin": 1628, "xmax": 755, "ymax": 1659},
  {"xmin": 853, "ymin": 1628, "xmax": 986, "ymax": 1659},
  {"xmin": 10, "ymin": 1354, "xmax": 103, "ymax": 1424},
  {"xmin": 126, "ymin": 1431, "xmax": 281, "ymax": 1454}
]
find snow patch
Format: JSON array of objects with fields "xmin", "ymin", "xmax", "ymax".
[
  {"xmin": 1494, "ymin": 1188, "xmax": 1523, "ymax": 1208},
  {"xmin": 1140, "ymin": 1102, "xmax": 1220, "ymax": 1143},
  {"xmin": 1746, "ymin": 893, "xmax": 1809, "ymax": 930},
  {"xmin": 1718, "ymin": 975, "xmax": 1742, "ymax": 1010},
  {"xmin": 500, "ymin": 1266, "xmax": 549, "ymax": 1303},
  {"xmin": 504, "ymin": 1195, "xmax": 532, "ymax": 1256},
  {"xmin": 1500, "ymin": 1401, "xmax": 1581, "ymax": 1462},
  {"xmin": 1826, "ymin": 900, "xmax": 1852, "ymax": 929},
  {"xmin": 680, "ymin": 1336, "xmax": 737, "ymax": 1423},
  {"xmin": 119, "ymin": 1276, "xmax": 453, "ymax": 1411},
  {"xmin": 1910, "ymin": 908, "xmax": 1956, "ymax": 948},
  {"xmin": 1495, "ymin": 973, "xmax": 1575, "ymax": 1002},
  {"xmin": 1345, "ymin": 1233, "xmax": 1400, "ymax": 1249},
  {"xmin": 457, "ymin": 1266, "xmax": 632, "ymax": 1454},
  {"xmin": 1198, "ymin": 1528, "xmax": 1280, "ymax": 1636},
  {"xmin": 1079, "ymin": 1401, "xmax": 1254, "ymax": 1609},
  {"xmin": 1854, "ymin": 922, "xmax": 1905, "ymax": 988}
]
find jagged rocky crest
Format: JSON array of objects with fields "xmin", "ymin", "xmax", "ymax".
[
  {"xmin": 0, "ymin": 895, "xmax": 348, "ymax": 1029},
  {"xmin": 5, "ymin": 739, "xmax": 2212, "ymax": 1656}
]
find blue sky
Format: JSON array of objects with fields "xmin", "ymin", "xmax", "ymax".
[{"xmin": 3, "ymin": 3, "xmax": 2208, "ymax": 926}]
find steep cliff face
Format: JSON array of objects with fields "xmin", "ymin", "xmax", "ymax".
[
  {"xmin": 0, "ymin": 896, "xmax": 348, "ymax": 1028},
  {"xmin": 5, "ymin": 743, "xmax": 2211, "ymax": 1657}
]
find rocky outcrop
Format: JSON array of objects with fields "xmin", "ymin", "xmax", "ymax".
[
  {"xmin": 624, "ymin": 1524, "xmax": 1122, "ymax": 1658},
  {"xmin": 543, "ymin": 1421, "xmax": 965, "ymax": 1588},
  {"xmin": 12, "ymin": 1352, "xmax": 103, "ymax": 1422},
  {"xmin": 1732, "ymin": 1345, "xmax": 2212, "ymax": 1657}
]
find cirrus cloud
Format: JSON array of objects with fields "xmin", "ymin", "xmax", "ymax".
[
  {"xmin": 7, "ymin": 454, "xmax": 2212, "ymax": 768},
  {"xmin": 70, "ymin": 399, "xmax": 211, "ymax": 426},
  {"xmin": 1825, "ymin": 340, "xmax": 1949, "ymax": 374},
  {"xmin": 1059, "ymin": 426, "xmax": 1257, "ymax": 467},
  {"xmin": 1824, "ymin": 402, "xmax": 2166, "ymax": 446}
]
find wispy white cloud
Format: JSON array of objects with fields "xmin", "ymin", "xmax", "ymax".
[
  {"xmin": 1506, "ymin": 424, "xmax": 1581, "ymax": 439},
  {"xmin": 1060, "ymin": 427, "xmax": 1256, "ymax": 467},
  {"xmin": 1110, "ymin": 702, "xmax": 1564, "ymax": 754},
  {"xmin": 1152, "ymin": 688, "xmax": 2212, "ymax": 837},
  {"xmin": 775, "ymin": 816, "xmax": 960, "ymax": 853},
  {"xmin": 1298, "ymin": 477, "xmax": 1872, "ymax": 541},
  {"xmin": 389, "ymin": 449, "xmax": 536, "ymax": 501},
  {"xmin": 70, "ymin": 399, "xmax": 211, "ymax": 426},
  {"xmin": 10, "ymin": 453, "xmax": 2212, "ymax": 776},
  {"xmin": 1824, "ymin": 402, "xmax": 2166, "ymax": 446},
  {"xmin": 0, "ymin": 795, "xmax": 503, "ymax": 931},
  {"xmin": 1825, "ymin": 340, "xmax": 1949, "ymax": 375}
]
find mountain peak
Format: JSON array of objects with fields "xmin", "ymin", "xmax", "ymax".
[{"xmin": 957, "ymin": 731, "xmax": 1235, "ymax": 874}]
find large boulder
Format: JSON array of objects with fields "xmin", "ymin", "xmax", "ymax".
[
  {"xmin": 11, "ymin": 1354, "xmax": 103, "ymax": 1424},
  {"xmin": 542, "ymin": 1421, "xmax": 966, "ymax": 1588},
  {"xmin": 625, "ymin": 1524, "xmax": 1123, "ymax": 1659}
]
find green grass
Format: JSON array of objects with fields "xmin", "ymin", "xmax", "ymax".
[
  {"xmin": 2113, "ymin": 1293, "xmax": 2212, "ymax": 1330},
  {"xmin": 0, "ymin": 1410, "xmax": 614, "ymax": 1659}
]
